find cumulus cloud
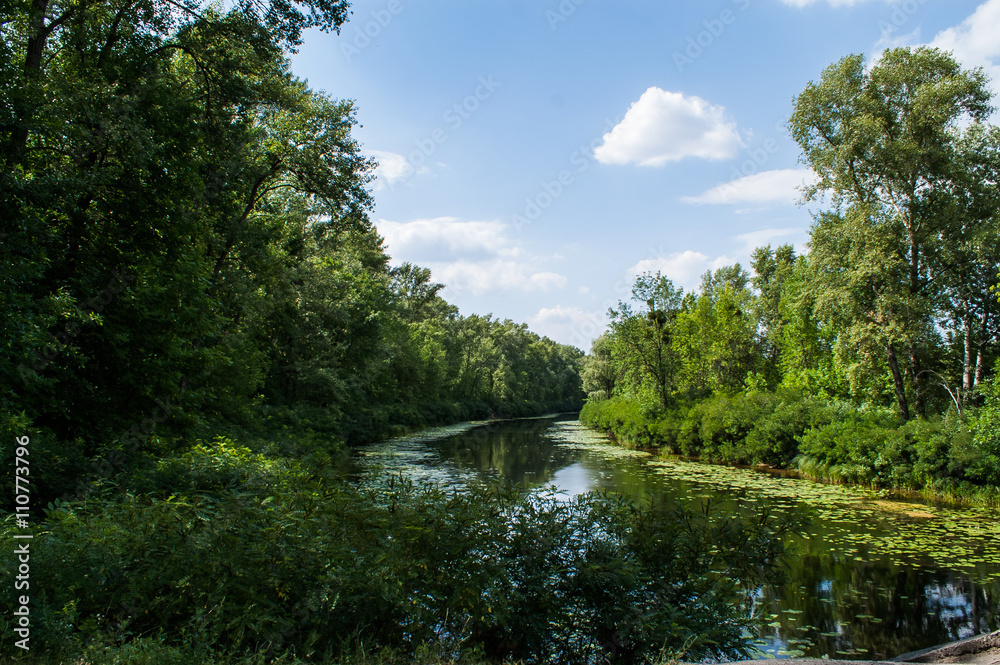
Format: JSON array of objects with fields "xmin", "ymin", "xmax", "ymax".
[
  {"xmin": 930, "ymin": 0, "xmax": 1000, "ymax": 98},
  {"xmin": 594, "ymin": 88, "xmax": 742, "ymax": 167},
  {"xmin": 377, "ymin": 217, "xmax": 512, "ymax": 263},
  {"xmin": 529, "ymin": 305, "xmax": 607, "ymax": 349},
  {"xmin": 433, "ymin": 261, "xmax": 567, "ymax": 295},
  {"xmin": 682, "ymin": 168, "xmax": 816, "ymax": 206},
  {"xmin": 627, "ymin": 250, "xmax": 734, "ymax": 291},
  {"xmin": 375, "ymin": 217, "xmax": 567, "ymax": 296}
]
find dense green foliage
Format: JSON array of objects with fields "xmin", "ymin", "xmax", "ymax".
[
  {"xmin": 0, "ymin": 0, "xmax": 583, "ymax": 512},
  {"xmin": 0, "ymin": 444, "xmax": 793, "ymax": 664},
  {"xmin": 581, "ymin": 392, "xmax": 1000, "ymax": 504},
  {"xmin": 8, "ymin": 4, "xmax": 997, "ymax": 660},
  {"xmin": 582, "ymin": 47, "xmax": 1000, "ymax": 504}
]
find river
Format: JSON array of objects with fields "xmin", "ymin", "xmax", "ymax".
[{"xmin": 351, "ymin": 414, "xmax": 1000, "ymax": 661}]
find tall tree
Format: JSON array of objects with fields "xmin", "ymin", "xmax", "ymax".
[
  {"xmin": 790, "ymin": 47, "xmax": 993, "ymax": 419},
  {"xmin": 751, "ymin": 244, "xmax": 798, "ymax": 385},
  {"xmin": 1, "ymin": 1, "xmax": 367, "ymax": 444},
  {"xmin": 607, "ymin": 273, "xmax": 685, "ymax": 409},
  {"xmin": 582, "ymin": 334, "xmax": 617, "ymax": 402},
  {"xmin": 933, "ymin": 124, "xmax": 1000, "ymax": 403}
]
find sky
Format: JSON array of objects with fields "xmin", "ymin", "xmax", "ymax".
[{"xmin": 289, "ymin": 0, "xmax": 1000, "ymax": 351}]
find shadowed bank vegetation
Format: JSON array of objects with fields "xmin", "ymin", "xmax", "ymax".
[{"xmin": 1, "ymin": 453, "xmax": 793, "ymax": 664}]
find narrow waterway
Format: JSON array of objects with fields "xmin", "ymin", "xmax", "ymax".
[{"xmin": 352, "ymin": 415, "xmax": 1000, "ymax": 661}]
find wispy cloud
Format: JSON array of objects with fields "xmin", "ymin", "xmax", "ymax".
[
  {"xmin": 682, "ymin": 168, "xmax": 816, "ymax": 206},
  {"xmin": 930, "ymin": 0, "xmax": 1000, "ymax": 99},
  {"xmin": 529, "ymin": 305, "xmax": 606, "ymax": 349},
  {"xmin": 733, "ymin": 228, "xmax": 805, "ymax": 253},
  {"xmin": 370, "ymin": 150, "xmax": 429, "ymax": 190},
  {"xmin": 781, "ymin": 0, "xmax": 888, "ymax": 7}
]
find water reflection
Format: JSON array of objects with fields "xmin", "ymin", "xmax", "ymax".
[
  {"xmin": 354, "ymin": 415, "xmax": 1000, "ymax": 660},
  {"xmin": 550, "ymin": 462, "xmax": 593, "ymax": 496}
]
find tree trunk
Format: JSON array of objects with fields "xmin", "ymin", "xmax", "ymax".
[
  {"xmin": 909, "ymin": 345, "xmax": 924, "ymax": 417},
  {"xmin": 6, "ymin": 0, "xmax": 50, "ymax": 169},
  {"xmin": 963, "ymin": 315, "xmax": 975, "ymax": 394},
  {"xmin": 905, "ymin": 224, "xmax": 924, "ymax": 417},
  {"xmin": 887, "ymin": 343, "xmax": 910, "ymax": 421},
  {"xmin": 974, "ymin": 303, "xmax": 992, "ymax": 398}
]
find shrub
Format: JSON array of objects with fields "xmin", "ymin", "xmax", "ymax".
[
  {"xmin": 6, "ymin": 463, "xmax": 792, "ymax": 665},
  {"xmin": 741, "ymin": 394, "xmax": 826, "ymax": 467}
]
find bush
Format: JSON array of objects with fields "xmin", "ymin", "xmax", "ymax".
[
  {"xmin": 5, "ymin": 458, "xmax": 792, "ymax": 665},
  {"xmin": 796, "ymin": 407, "xmax": 899, "ymax": 486},
  {"xmin": 970, "ymin": 375, "xmax": 1000, "ymax": 485},
  {"xmin": 584, "ymin": 391, "xmax": 999, "ymax": 503},
  {"xmin": 581, "ymin": 398, "xmax": 659, "ymax": 447},
  {"xmin": 743, "ymin": 394, "xmax": 828, "ymax": 467}
]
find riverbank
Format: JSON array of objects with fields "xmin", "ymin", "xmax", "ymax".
[
  {"xmin": 329, "ymin": 398, "xmax": 583, "ymax": 444},
  {"xmin": 893, "ymin": 629, "xmax": 1000, "ymax": 663},
  {"xmin": 580, "ymin": 393, "xmax": 1000, "ymax": 506}
]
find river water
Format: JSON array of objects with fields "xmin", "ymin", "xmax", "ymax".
[{"xmin": 353, "ymin": 415, "xmax": 1000, "ymax": 660}]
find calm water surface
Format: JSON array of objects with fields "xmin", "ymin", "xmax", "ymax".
[{"xmin": 353, "ymin": 415, "xmax": 1000, "ymax": 660}]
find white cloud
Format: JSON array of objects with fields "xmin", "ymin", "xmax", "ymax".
[
  {"xmin": 377, "ymin": 217, "xmax": 512, "ymax": 262},
  {"xmin": 375, "ymin": 217, "xmax": 567, "ymax": 296},
  {"xmin": 930, "ymin": 0, "xmax": 1000, "ymax": 98},
  {"xmin": 434, "ymin": 261, "xmax": 567, "ymax": 296},
  {"xmin": 370, "ymin": 150, "xmax": 428, "ymax": 190},
  {"xmin": 873, "ymin": 27, "xmax": 922, "ymax": 54},
  {"xmin": 628, "ymin": 250, "xmax": 734, "ymax": 291},
  {"xmin": 866, "ymin": 2, "xmax": 1000, "ymax": 113},
  {"xmin": 682, "ymin": 168, "xmax": 816, "ymax": 206},
  {"xmin": 781, "ymin": 0, "xmax": 885, "ymax": 6},
  {"xmin": 594, "ymin": 88, "xmax": 742, "ymax": 167},
  {"xmin": 529, "ymin": 305, "xmax": 606, "ymax": 349}
]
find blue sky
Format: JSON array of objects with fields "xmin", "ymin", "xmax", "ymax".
[{"xmin": 290, "ymin": 0, "xmax": 1000, "ymax": 350}]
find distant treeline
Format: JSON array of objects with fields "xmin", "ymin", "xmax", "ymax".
[{"xmin": 582, "ymin": 47, "xmax": 1000, "ymax": 503}]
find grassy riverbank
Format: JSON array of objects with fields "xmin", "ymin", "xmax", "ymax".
[{"xmin": 581, "ymin": 390, "xmax": 1000, "ymax": 506}]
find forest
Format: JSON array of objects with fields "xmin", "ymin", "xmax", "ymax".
[
  {"xmin": 582, "ymin": 48, "xmax": 1000, "ymax": 504},
  {"xmin": 0, "ymin": 1, "xmax": 789, "ymax": 664},
  {"xmin": 0, "ymin": 0, "xmax": 584, "ymax": 510}
]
